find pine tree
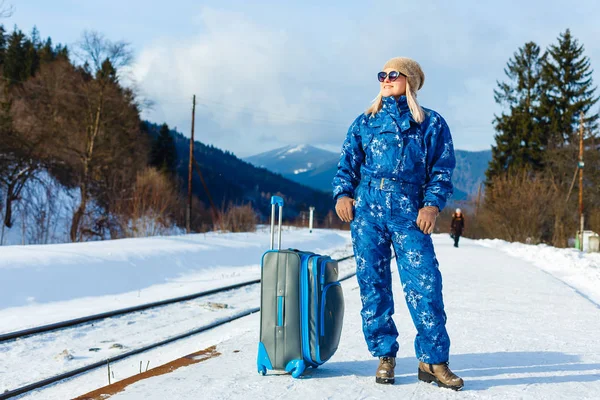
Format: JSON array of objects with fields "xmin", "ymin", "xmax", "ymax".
[
  {"xmin": 539, "ymin": 29, "xmax": 599, "ymax": 147},
  {"xmin": 487, "ymin": 42, "xmax": 545, "ymax": 183},
  {"xmin": 0, "ymin": 25, "xmax": 7, "ymax": 66},
  {"xmin": 97, "ymin": 58, "xmax": 117, "ymax": 83},
  {"xmin": 1, "ymin": 27, "xmax": 47, "ymax": 84},
  {"xmin": 3, "ymin": 29, "xmax": 27, "ymax": 84},
  {"xmin": 23, "ymin": 37, "xmax": 40, "ymax": 77},
  {"xmin": 30, "ymin": 26, "xmax": 41, "ymax": 49},
  {"xmin": 38, "ymin": 37, "xmax": 54, "ymax": 63},
  {"xmin": 55, "ymin": 44, "xmax": 69, "ymax": 60},
  {"xmin": 150, "ymin": 123, "xmax": 177, "ymax": 175}
]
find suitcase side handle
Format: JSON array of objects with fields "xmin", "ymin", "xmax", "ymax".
[{"xmin": 270, "ymin": 196, "xmax": 284, "ymax": 250}]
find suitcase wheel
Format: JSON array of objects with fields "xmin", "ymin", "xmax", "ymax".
[
  {"xmin": 285, "ymin": 359, "xmax": 306, "ymax": 378},
  {"xmin": 257, "ymin": 342, "xmax": 273, "ymax": 376}
]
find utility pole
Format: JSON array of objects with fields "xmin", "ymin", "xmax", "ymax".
[
  {"xmin": 578, "ymin": 111, "xmax": 585, "ymax": 251},
  {"xmin": 186, "ymin": 95, "xmax": 196, "ymax": 233}
]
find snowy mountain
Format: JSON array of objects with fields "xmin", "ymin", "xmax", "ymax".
[
  {"xmin": 245, "ymin": 145, "xmax": 492, "ymax": 201},
  {"xmin": 244, "ymin": 145, "xmax": 339, "ymax": 176},
  {"xmin": 143, "ymin": 124, "xmax": 336, "ymax": 220},
  {"xmin": 453, "ymin": 149, "xmax": 492, "ymax": 197}
]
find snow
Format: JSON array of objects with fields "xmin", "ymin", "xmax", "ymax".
[
  {"xmin": 0, "ymin": 226, "xmax": 348, "ymax": 330},
  {"xmin": 293, "ymin": 162, "xmax": 315, "ymax": 174},
  {"xmin": 286, "ymin": 145, "xmax": 307, "ymax": 154},
  {"xmin": 275, "ymin": 145, "xmax": 309, "ymax": 160},
  {"xmin": 478, "ymin": 239, "xmax": 600, "ymax": 305},
  {"xmin": 2, "ymin": 232, "xmax": 600, "ymax": 399}
]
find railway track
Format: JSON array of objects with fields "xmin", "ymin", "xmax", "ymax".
[{"xmin": 0, "ymin": 253, "xmax": 357, "ymax": 400}]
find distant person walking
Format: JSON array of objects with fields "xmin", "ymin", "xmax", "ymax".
[
  {"xmin": 450, "ymin": 209, "xmax": 465, "ymax": 248},
  {"xmin": 332, "ymin": 56, "xmax": 463, "ymax": 391}
]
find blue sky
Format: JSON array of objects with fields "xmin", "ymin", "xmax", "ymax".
[{"xmin": 6, "ymin": 0, "xmax": 600, "ymax": 157}]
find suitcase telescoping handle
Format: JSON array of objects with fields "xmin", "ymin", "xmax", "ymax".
[{"xmin": 270, "ymin": 196, "xmax": 284, "ymax": 250}]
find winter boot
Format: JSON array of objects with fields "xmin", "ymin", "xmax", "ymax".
[
  {"xmin": 375, "ymin": 357, "xmax": 396, "ymax": 384},
  {"xmin": 418, "ymin": 362, "xmax": 464, "ymax": 391}
]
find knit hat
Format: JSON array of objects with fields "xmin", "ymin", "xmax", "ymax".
[{"xmin": 382, "ymin": 57, "xmax": 425, "ymax": 91}]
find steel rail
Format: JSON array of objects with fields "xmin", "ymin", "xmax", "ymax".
[{"xmin": 0, "ymin": 254, "xmax": 357, "ymax": 399}]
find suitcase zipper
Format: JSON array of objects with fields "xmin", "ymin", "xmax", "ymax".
[
  {"xmin": 313, "ymin": 256, "xmax": 321, "ymax": 365},
  {"xmin": 301, "ymin": 255, "xmax": 313, "ymax": 364}
]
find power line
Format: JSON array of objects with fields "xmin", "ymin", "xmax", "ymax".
[
  {"xmin": 148, "ymin": 94, "xmax": 499, "ymax": 131},
  {"xmin": 1, "ymin": 70, "xmax": 499, "ymax": 133},
  {"xmin": 146, "ymin": 94, "xmax": 351, "ymax": 129}
]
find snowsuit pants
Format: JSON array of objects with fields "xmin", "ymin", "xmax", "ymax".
[{"xmin": 350, "ymin": 179, "xmax": 450, "ymax": 364}]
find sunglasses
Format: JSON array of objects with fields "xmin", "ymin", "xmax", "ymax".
[{"xmin": 377, "ymin": 70, "xmax": 406, "ymax": 82}]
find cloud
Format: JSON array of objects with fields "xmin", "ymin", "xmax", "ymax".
[
  {"xmin": 132, "ymin": 2, "xmax": 600, "ymax": 157},
  {"xmin": 133, "ymin": 7, "xmax": 348, "ymax": 156}
]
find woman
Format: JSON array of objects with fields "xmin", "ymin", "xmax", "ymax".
[
  {"xmin": 451, "ymin": 208, "xmax": 465, "ymax": 248},
  {"xmin": 332, "ymin": 57, "xmax": 463, "ymax": 390}
]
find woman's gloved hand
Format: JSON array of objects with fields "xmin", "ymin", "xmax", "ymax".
[
  {"xmin": 335, "ymin": 197, "xmax": 356, "ymax": 222},
  {"xmin": 417, "ymin": 206, "xmax": 439, "ymax": 234}
]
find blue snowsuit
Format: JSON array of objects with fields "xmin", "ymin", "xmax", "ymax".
[{"xmin": 332, "ymin": 95, "xmax": 455, "ymax": 364}]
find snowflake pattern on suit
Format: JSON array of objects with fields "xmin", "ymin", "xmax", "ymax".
[{"xmin": 332, "ymin": 95, "xmax": 455, "ymax": 363}]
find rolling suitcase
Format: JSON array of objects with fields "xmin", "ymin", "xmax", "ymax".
[{"xmin": 257, "ymin": 196, "xmax": 345, "ymax": 378}]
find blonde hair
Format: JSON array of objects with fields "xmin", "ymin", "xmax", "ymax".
[{"xmin": 365, "ymin": 80, "xmax": 425, "ymax": 123}]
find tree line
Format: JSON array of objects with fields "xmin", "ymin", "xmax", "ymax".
[
  {"xmin": 0, "ymin": 25, "xmax": 202, "ymax": 244},
  {"xmin": 0, "ymin": 25, "xmax": 336, "ymax": 245},
  {"xmin": 468, "ymin": 29, "xmax": 599, "ymax": 247}
]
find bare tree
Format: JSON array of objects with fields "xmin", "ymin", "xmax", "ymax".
[
  {"xmin": 66, "ymin": 32, "xmax": 141, "ymax": 242},
  {"xmin": 0, "ymin": 82, "xmax": 44, "ymax": 229},
  {"xmin": 12, "ymin": 52, "xmax": 147, "ymax": 242},
  {"xmin": 218, "ymin": 202, "xmax": 257, "ymax": 233},
  {"xmin": 481, "ymin": 171, "xmax": 558, "ymax": 244},
  {"xmin": 0, "ymin": 163, "xmax": 36, "ymax": 228},
  {"xmin": 110, "ymin": 168, "xmax": 181, "ymax": 237},
  {"xmin": 75, "ymin": 31, "xmax": 133, "ymax": 78}
]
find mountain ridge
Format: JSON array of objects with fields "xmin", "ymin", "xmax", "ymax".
[
  {"xmin": 244, "ymin": 145, "xmax": 492, "ymax": 202},
  {"xmin": 144, "ymin": 124, "xmax": 336, "ymax": 220}
]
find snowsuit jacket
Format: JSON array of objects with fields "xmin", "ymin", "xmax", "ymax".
[{"xmin": 332, "ymin": 95, "xmax": 455, "ymax": 211}]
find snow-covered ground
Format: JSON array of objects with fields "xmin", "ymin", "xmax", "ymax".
[
  {"xmin": 478, "ymin": 239, "xmax": 600, "ymax": 306},
  {"xmin": 0, "ymin": 225, "xmax": 349, "ymax": 330},
  {"xmin": 0, "ymin": 227, "xmax": 354, "ymax": 393},
  {"xmin": 1, "ymin": 229, "xmax": 600, "ymax": 399}
]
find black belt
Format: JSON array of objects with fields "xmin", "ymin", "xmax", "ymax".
[{"xmin": 361, "ymin": 177, "xmax": 421, "ymax": 193}]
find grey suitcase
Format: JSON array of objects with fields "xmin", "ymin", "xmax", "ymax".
[{"xmin": 257, "ymin": 196, "xmax": 344, "ymax": 378}]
